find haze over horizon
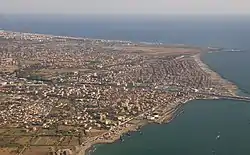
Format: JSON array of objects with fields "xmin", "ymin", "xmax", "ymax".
[{"xmin": 0, "ymin": 0, "xmax": 250, "ymax": 15}]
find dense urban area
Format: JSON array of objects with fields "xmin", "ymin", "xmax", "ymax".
[{"xmin": 0, "ymin": 31, "xmax": 237, "ymax": 155}]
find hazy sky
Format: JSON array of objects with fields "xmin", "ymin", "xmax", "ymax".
[{"xmin": 1, "ymin": 0, "xmax": 250, "ymax": 14}]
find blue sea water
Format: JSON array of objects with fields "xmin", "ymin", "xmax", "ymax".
[
  {"xmin": 1, "ymin": 15, "xmax": 250, "ymax": 49},
  {"xmin": 1, "ymin": 14, "xmax": 250, "ymax": 155},
  {"xmin": 90, "ymin": 100, "xmax": 250, "ymax": 155}
]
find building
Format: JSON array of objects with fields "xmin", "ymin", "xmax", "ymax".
[{"xmin": 48, "ymin": 149, "xmax": 73, "ymax": 155}]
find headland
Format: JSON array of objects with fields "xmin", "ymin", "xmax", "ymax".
[{"xmin": 0, "ymin": 30, "xmax": 246, "ymax": 155}]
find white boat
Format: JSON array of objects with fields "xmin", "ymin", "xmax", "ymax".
[{"xmin": 216, "ymin": 135, "xmax": 220, "ymax": 140}]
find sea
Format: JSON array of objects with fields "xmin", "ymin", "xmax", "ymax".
[{"xmin": 1, "ymin": 14, "xmax": 250, "ymax": 155}]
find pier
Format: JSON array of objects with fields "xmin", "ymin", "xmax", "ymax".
[
  {"xmin": 191, "ymin": 91, "xmax": 250, "ymax": 102},
  {"xmin": 159, "ymin": 87, "xmax": 250, "ymax": 102},
  {"xmin": 211, "ymin": 94, "xmax": 250, "ymax": 102}
]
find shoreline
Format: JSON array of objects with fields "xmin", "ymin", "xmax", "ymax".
[
  {"xmin": 80, "ymin": 121, "xmax": 146, "ymax": 155},
  {"xmin": 194, "ymin": 53, "xmax": 238, "ymax": 96},
  {"xmin": 1, "ymin": 30, "xmax": 239, "ymax": 155},
  {"xmin": 1, "ymin": 30, "xmax": 202, "ymax": 50},
  {"xmin": 84, "ymin": 120, "xmax": 147, "ymax": 155},
  {"xmin": 82, "ymin": 52, "xmax": 238, "ymax": 155},
  {"xmin": 83, "ymin": 98, "xmax": 218, "ymax": 155}
]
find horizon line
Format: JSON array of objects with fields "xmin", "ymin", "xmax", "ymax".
[{"xmin": 1, "ymin": 13, "xmax": 250, "ymax": 16}]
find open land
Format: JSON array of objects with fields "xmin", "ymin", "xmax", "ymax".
[{"xmin": 0, "ymin": 31, "xmax": 242, "ymax": 155}]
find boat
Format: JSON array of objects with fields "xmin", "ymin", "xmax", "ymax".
[
  {"xmin": 137, "ymin": 125, "xmax": 143, "ymax": 135},
  {"xmin": 230, "ymin": 49, "xmax": 242, "ymax": 52},
  {"xmin": 137, "ymin": 129, "xmax": 143, "ymax": 135},
  {"xmin": 207, "ymin": 47, "xmax": 223, "ymax": 51},
  {"xmin": 126, "ymin": 132, "xmax": 131, "ymax": 137},
  {"xmin": 120, "ymin": 135, "xmax": 124, "ymax": 142},
  {"xmin": 222, "ymin": 49, "xmax": 243, "ymax": 52},
  {"xmin": 216, "ymin": 135, "xmax": 220, "ymax": 140},
  {"xmin": 212, "ymin": 149, "xmax": 216, "ymax": 155}
]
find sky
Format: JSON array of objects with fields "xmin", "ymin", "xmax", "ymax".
[{"xmin": 0, "ymin": 0, "xmax": 250, "ymax": 15}]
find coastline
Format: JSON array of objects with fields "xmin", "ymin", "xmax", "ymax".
[
  {"xmin": 1, "ymin": 30, "xmax": 239, "ymax": 155},
  {"xmin": 0, "ymin": 30, "xmax": 202, "ymax": 50},
  {"xmin": 193, "ymin": 53, "xmax": 238, "ymax": 96},
  {"xmin": 81, "ymin": 121, "xmax": 147, "ymax": 155},
  {"xmin": 82, "ymin": 52, "xmax": 238, "ymax": 155}
]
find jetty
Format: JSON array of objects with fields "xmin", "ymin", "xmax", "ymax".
[{"xmin": 192, "ymin": 91, "xmax": 250, "ymax": 102}]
